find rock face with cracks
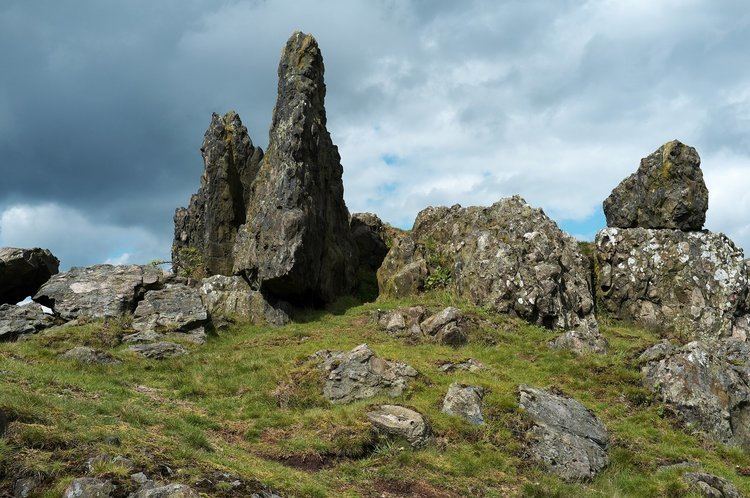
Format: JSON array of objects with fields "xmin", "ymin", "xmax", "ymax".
[
  {"xmin": 442, "ymin": 383, "xmax": 485, "ymax": 425},
  {"xmin": 0, "ymin": 247, "xmax": 59, "ymax": 305},
  {"xmin": 232, "ymin": 32, "xmax": 358, "ymax": 305},
  {"xmin": 132, "ymin": 284, "xmax": 209, "ymax": 336},
  {"xmin": 0, "ymin": 303, "xmax": 57, "ymax": 341},
  {"xmin": 199, "ymin": 275, "xmax": 289, "ymax": 326}
]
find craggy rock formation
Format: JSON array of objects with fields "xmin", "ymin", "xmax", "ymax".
[
  {"xmin": 596, "ymin": 228, "xmax": 749, "ymax": 341},
  {"xmin": 376, "ymin": 306, "xmax": 469, "ymax": 345},
  {"xmin": 315, "ymin": 344, "xmax": 417, "ymax": 404},
  {"xmin": 173, "ymin": 111, "xmax": 263, "ymax": 276},
  {"xmin": 366, "ymin": 405, "xmax": 432, "ymax": 448},
  {"xmin": 684, "ymin": 472, "xmax": 742, "ymax": 498},
  {"xmin": 441, "ymin": 383, "xmax": 484, "ymax": 425},
  {"xmin": 641, "ymin": 340, "xmax": 750, "ymax": 449},
  {"xmin": 232, "ymin": 32, "xmax": 358, "ymax": 305},
  {"xmin": 350, "ymin": 212, "xmax": 404, "ymax": 272},
  {"xmin": 199, "ymin": 275, "xmax": 289, "ymax": 326},
  {"xmin": 0, "ymin": 303, "xmax": 58, "ymax": 341},
  {"xmin": 0, "ymin": 247, "xmax": 59, "ymax": 305},
  {"xmin": 378, "ymin": 196, "xmax": 602, "ymax": 350},
  {"xmin": 33, "ymin": 265, "xmax": 164, "ymax": 320},
  {"xmin": 603, "ymin": 140, "xmax": 708, "ymax": 231},
  {"xmin": 518, "ymin": 385, "xmax": 609, "ymax": 481},
  {"xmin": 132, "ymin": 284, "xmax": 209, "ymax": 341}
]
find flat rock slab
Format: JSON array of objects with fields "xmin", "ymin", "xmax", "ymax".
[
  {"xmin": 684, "ymin": 472, "xmax": 741, "ymax": 498},
  {"xmin": 317, "ymin": 344, "xmax": 417, "ymax": 404},
  {"xmin": 129, "ymin": 342, "xmax": 187, "ymax": 360},
  {"xmin": 366, "ymin": 404, "xmax": 431, "ymax": 447},
  {"xmin": 442, "ymin": 383, "xmax": 485, "ymax": 425},
  {"xmin": 518, "ymin": 385, "xmax": 609, "ymax": 481},
  {"xmin": 34, "ymin": 265, "xmax": 164, "ymax": 320},
  {"xmin": 132, "ymin": 284, "xmax": 208, "ymax": 334},
  {"xmin": 61, "ymin": 346, "xmax": 120, "ymax": 365},
  {"xmin": 0, "ymin": 303, "xmax": 58, "ymax": 341},
  {"xmin": 199, "ymin": 275, "xmax": 289, "ymax": 326},
  {"xmin": 0, "ymin": 247, "xmax": 59, "ymax": 305}
]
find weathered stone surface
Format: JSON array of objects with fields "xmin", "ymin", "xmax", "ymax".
[
  {"xmin": 317, "ymin": 344, "xmax": 417, "ymax": 404},
  {"xmin": 129, "ymin": 483, "xmax": 200, "ymax": 498},
  {"xmin": 642, "ymin": 340, "xmax": 750, "ymax": 449},
  {"xmin": 442, "ymin": 383, "xmax": 484, "ymax": 425},
  {"xmin": 518, "ymin": 385, "xmax": 609, "ymax": 481},
  {"xmin": 350, "ymin": 212, "xmax": 404, "ymax": 272},
  {"xmin": 419, "ymin": 307, "xmax": 468, "ymax": 346},
  {"xmin": 13, "ymin": 475, "xmax": 42, "ymax": 497},
  {"xmin": 684, "ymin": 472, "xmax": 742, "ymax": 498},
  {"xmin": 0, "ymin": 247, "xmax": 59, "ymax": 305},
  {"xmin": 376, "ymin": 306, "xmax": 426, "ymax": 339},
  {"xmin": 61, "ymin": 346, "xmax": 120, "ymax": 365},
  {"xmin": 132, "ymin": 284, "xmax": 208, "ymax": 335},
  {"xmin": 34, "ymin": 265, "xmax": 164, "ymax": 320},
  {"xmin": 378, "ymin": 196, "xmax": 600, "ymax": 346},
  {"xmin": 366, "ymin": 405, "xmax": 431, "ymax": 447},
  {"xmin": 0, "ymin": 303, "xmax": 57, "ymax": 341},
  {"xmin": 604, "ymin": 140, "xmax": 708, "ymax": 231},
  {"xmin": 438, "ymin": 358, "xmax": 484, "ymax": 373},
  {"xmin": 232, "ymin": 32, "xmax": 358, "ymax": 305},
  {"xmin": 199, "ymin": 275, "xmax": 289, "ymax": 326},
  {"xmin": 549, "ymin": 327, "xmax": 608, "ymax": 355},
  {"xmin": 595, "ymin": 228, "xmax": 749, "ymax": 342},
  {"xmin": 128, "ymin": 342, "xmax": 187, "ymax": 360},
  {"xmin": 63, "ymin": 477, "xmax": 114, "ymax": 498},
  {"xmin": 173, "ymin": 111, "xmax": 263, "ymax": 276}
]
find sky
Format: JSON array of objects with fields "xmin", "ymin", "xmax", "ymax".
[{"xmin": 1, "ymin": 0, "xmax": 749, "ymax": 269}]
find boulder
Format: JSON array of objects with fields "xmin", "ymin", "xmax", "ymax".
[
  {"xmin": 0, "ymin": 303, "xmax": 57, "ymax": 341},
  {"xmin": 129, "ymin": 483, "xmax": 200, "ymax": 498},
  {"xmin": 595, "ymin": 227, "xmax": 749, "ymax": 342},
  {"xmin": 419, "ymin": 307, "xmax": 468, "ymax": 346},
  {"xmin": 603, "ymin": 140, "xmax": 708, "ymax": 231},
  {"xmin": 376, "ymin": 306, "xmax": 426, "ymax": 339},
  {"xmin": 62, "ymin": 477, "xmax": 114, "ymax": 498},
  {"xmin": 317, "ymin": 344, "xmax": 417, "ymax": 404},
  {"xmin": 199, "ymin": 275, "xmax": 289, "ymax": 326},
  {"xmin": 0, "ymin": 247, "xmax": 59, "ymax": 305},
  {"xmin": 132, "ymin": 284, "xmax": 208, "ymax": 336},
  {"xmin": 441, "ymin": 383, "xmax": 484, "ymax": 425},
  {"xmin": 61, "ymin": 346, "xmax": 120, "ymax": 365},
  {"xmin": 366, "ymin": 405, "xmax": 432, "ymax": 447},
  {"xmin": 13, "ymin": 475, "xmax": 42, "ymax": 497},
  {"xmin": 641, "ymin": 340, "xmax": 750, "ymax": 449},
  {"xmin": 34, "ymin": 265, "xmax": 165, "ymax": 320},
  {"xmin": 172, "ymin": 111, "xmax": 263, "ymax": 276},
  {"xmin": 518, "ymin": 385, "xmax": 609, "ymax": 481},
  {"xmin": 231, "ymin": 32, "xmax": 358, "ymax": 305},
  {"xmin": 683, "ymin": 472, "xmax": 741, "ymax": 498},
  {"xmin": 128, "ymin": 342, "xmax": 188, "ymax": 360},
  {"xmin": 377, "ymin": 196, "xmax": 601, "ymax": 348}
]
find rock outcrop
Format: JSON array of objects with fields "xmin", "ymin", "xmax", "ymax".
[
  {"xmin": 518, "ymin": 385, "xmax": 609, "ymax": 481},
  {"xmin": 441, "ymin": 383, "xmax": 484, "ymax": 425},
  {"xmin": 0, "ymin": 247, "xmax": 59, "ymax": 305},
  {"xmin": 366, "ymin": 405, "xmax": 432, "ymax": 448},
  {"xmin": 603, "ymin": 140, "xmax": 708, "ymax": 231},
  {"xmin": 132, "ymin": 284, "xmax": 209, "ymax": 337},
  {"xmin": 173, "ymin": 111, "xmax": 263, "ymax": 276},
  {"xmin": 683, "ymin": 472, "xmax": 742, "ymax": 498},
  {"xmin": 34, "ymin": 265, "xmax": 164, "ymax": 320},
  {"xmin": 231, "ymin": 32, "xmax": 358, "ymax": 305},
  {"xmin": 376, "ymin": 306, "xmax": 469, "ymax": 345},
  {"xmin": 199, "ymin": 275, "xmax": 289, "ymax": 326},
  {"xmin": 350, "ymin": 212, "xmax": 404, "ymax": 272},
  {"xmin": 378, "ymin": 196, "xmax": 601, "ymax": 350},
  {"xmin": 61, "ymin": 346, "xmax": 120, "ymax": 365},
  {"xmin": 128, "ymin": 342, "xmax": 188, "ymax": 360},
  {"xmin": 0, "ymin": 303, "xmax": 57, "ymax": 341},
  {"xmin": 595, "ymin": 228, "xmax": 749, "ymax": 342},
  {"xmin": 641, "ymin": 340, "xmax": 750, "ymax": 449}
]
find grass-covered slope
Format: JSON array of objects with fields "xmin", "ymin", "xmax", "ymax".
[{"xmin": 1, "ymin": 294, "xmax": 749, "ymax": 497}]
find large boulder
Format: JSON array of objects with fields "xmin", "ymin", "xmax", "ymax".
[
  {"xmin": 173, "ymin": 111, "xmax": 263, "ymax": 276},
  {"xmin": 518, "ymin": 385, "xmax": 609, "ymax": 481},
  {"xmin": 441, "ymin": 383, "xmax": 485, "ymax": 425},
  {"xmin": 603, "ymin": 140, "xmax": 708, "ymax": 231},
  {"xmin": 595, "ymin": 227, "xmax": 749, "ymax": 341},
  {"xmin": 199, "ymin": 275, "xmax": 289, "ymax": 326},
  {"xmin": 0, "ymin": 303, "xmax": 57, "ymax": 341},
  {"xmin": 377, "ymin": 196, "xmax": 601, "ymax": 347},
  {"xmin": 0, "ymin": 247, "xmax": 59, "ymax": 305},
  {"xmin": 641, "ymin": 340, "xmax": 750, "ymax": 449},
  {"xmin": 231, "ymin": 32, "xmax": 358, "ymax": 305},
  {"xmin": 366, "ymin": 405, "xmax": 432, "ymax": 448},
  {"xmin": 132, "ymin": 284, "xmax": 208, "ymax": 336},
  {"xmin": 33, "ymin": 265, "xmax": 164, "ymax": 320}
]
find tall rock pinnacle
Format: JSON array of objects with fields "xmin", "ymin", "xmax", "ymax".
[{"xmin": 232, "ymin": 32, "xmax": 358, "ymax": 304}]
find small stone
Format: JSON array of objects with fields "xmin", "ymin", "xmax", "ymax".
[
  {"xmin": 129, "ymin": 483, "xmax": 200, "ymax": 498},
  {"xmin": 62, "ymin": 347, "xmax": 120, "ymax": 365},
  {"xmin": 128, "ymin": 342, "xmax": 187, "ymax": 360},
  {"xmin": 438, "ymin": 358, "xmax": 484, "ymax": 372},
  {"xmin": 13, "ymin": 475, "xmax": 42, "ymax": 497},
  {"xmin": 683, "ymin": 472, "xmax": 741, "ymax": 498},
  {"xmin": 366, "ymin": 405, "xmax": 431, "ymax": 448},
  {"xmin": 442, "ymin": 383, "xmax": 484, "ymax": 425},
  {"xmin": 131, "ymin": 472, "xmax": 150, "ymax": 486},
  {"xmin": 122, "ymin": 330, "xmax": 162, "ymax": 344},
  {"xmin": 62, "ymin": 477, "xmax": 114, "ymax": 498}
]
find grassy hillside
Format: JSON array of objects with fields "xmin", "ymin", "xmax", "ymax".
[{"xmin": 1, "ymin": 294, "xmax": 749, "ymax": 497}]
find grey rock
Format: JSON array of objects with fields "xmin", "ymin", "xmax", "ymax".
[
  {"xmin": 438, "ymin": 358, "xmax": 484, "ymax": 373},
  {"xmin": 232, "ymin": 32, "xmax": 358, "ymax": 305},
  {"xmin": 63, "ymin": 477, "xmax": 114, "ymax": 498},
  {"xmin": 350, "ymin": 212, "xmax": 405, "ymax": 272},
  {"xmin": 122, "ymin": 330, "xmax": 162, "ymax": 344},
  {"xmin": 62, "ymin": 347, "xmax": 120, "ymax": 365},
  {"xmin": 549, "ymin": 327, "xmax": 608, "ymax": 355},
  {"xmin": 442, "ymin": 383, "xmax": 484, "ymax": 425},
  {"xmin": 0, "ymin": 303, "xmax": 58, "ymax": 341},
  {"xmin": 132, "ymin": 284, "xmax": 208, "ymax": 335},
  {"xmin": 419, "ymin": 307, "xmax": 469, "ymax": 346},
  {"xmin": 128, "ymin": 342, "xmax": 187, "ymax": 360},
  {"xmin": 376, "ymin": 306, "xmax": 425, "ymax": 339},
  {"xmin": 128, "ymin": 483, "xmax": 200, "ymax": 498},
  {"xmin": 0, "ymin": 247, "xmax": 59, "ymax": 305},
  {"xmin": 13, "ymin": 475, "xmax": 42, "ymax": 497},
  {"xmin": 34, "ymin": 265, "xmax": 165, "ymax": 320},
  {"xmin": 595, "ymin": 228, "xmax": 749, "ymax": 342},
  {"xmin": 199, "ymin": 275, "xmax": 289, "ymax": 326},
  {"xmin": 637, "ymin": 341, "xmax": 675, "ymax": 365},
  {"xmin": 130, "ymin": 473, "xmax": 150, "ymax": 487},
  {"xmin": 518, "ymin": 385, "xmax": 609, "ymax": 481},
  {"xmin": 684, "ymin": 472, "xmax": 741, "ymax": 498},
  {"xmin": 377, "ymin": 196, "xmax": 602, "ymax": 350},
  {"xmin": 604, "ymin": 140, "xmax": 708, "ymax": 231},
  {"xmin": 366, "ymin": 404, "xmax": 431, "ymax": 447},
  {"xmin": 642, "ymin": 340, "xmax": 750, "ymax": 449},
  {"xmin": 173, "ymin": 111, "xmax": 263, "ymax": 276},
  {"xmin": 318, "ymin": 344, "xmax": 417, "ymax": 404}
]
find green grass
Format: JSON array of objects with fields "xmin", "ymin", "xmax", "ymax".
[{"xmin": 1, "ymin": 294, "xmax": 749, "ymax": 496}]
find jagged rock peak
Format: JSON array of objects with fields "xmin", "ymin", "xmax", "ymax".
[{"xmin": 173, "ymin": 110, "xmax": 263, "ymax": 276}]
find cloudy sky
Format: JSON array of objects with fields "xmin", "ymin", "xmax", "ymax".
[{"xmin": 1, "ymin": 0, "xmax": 748, "ymax": 268}]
